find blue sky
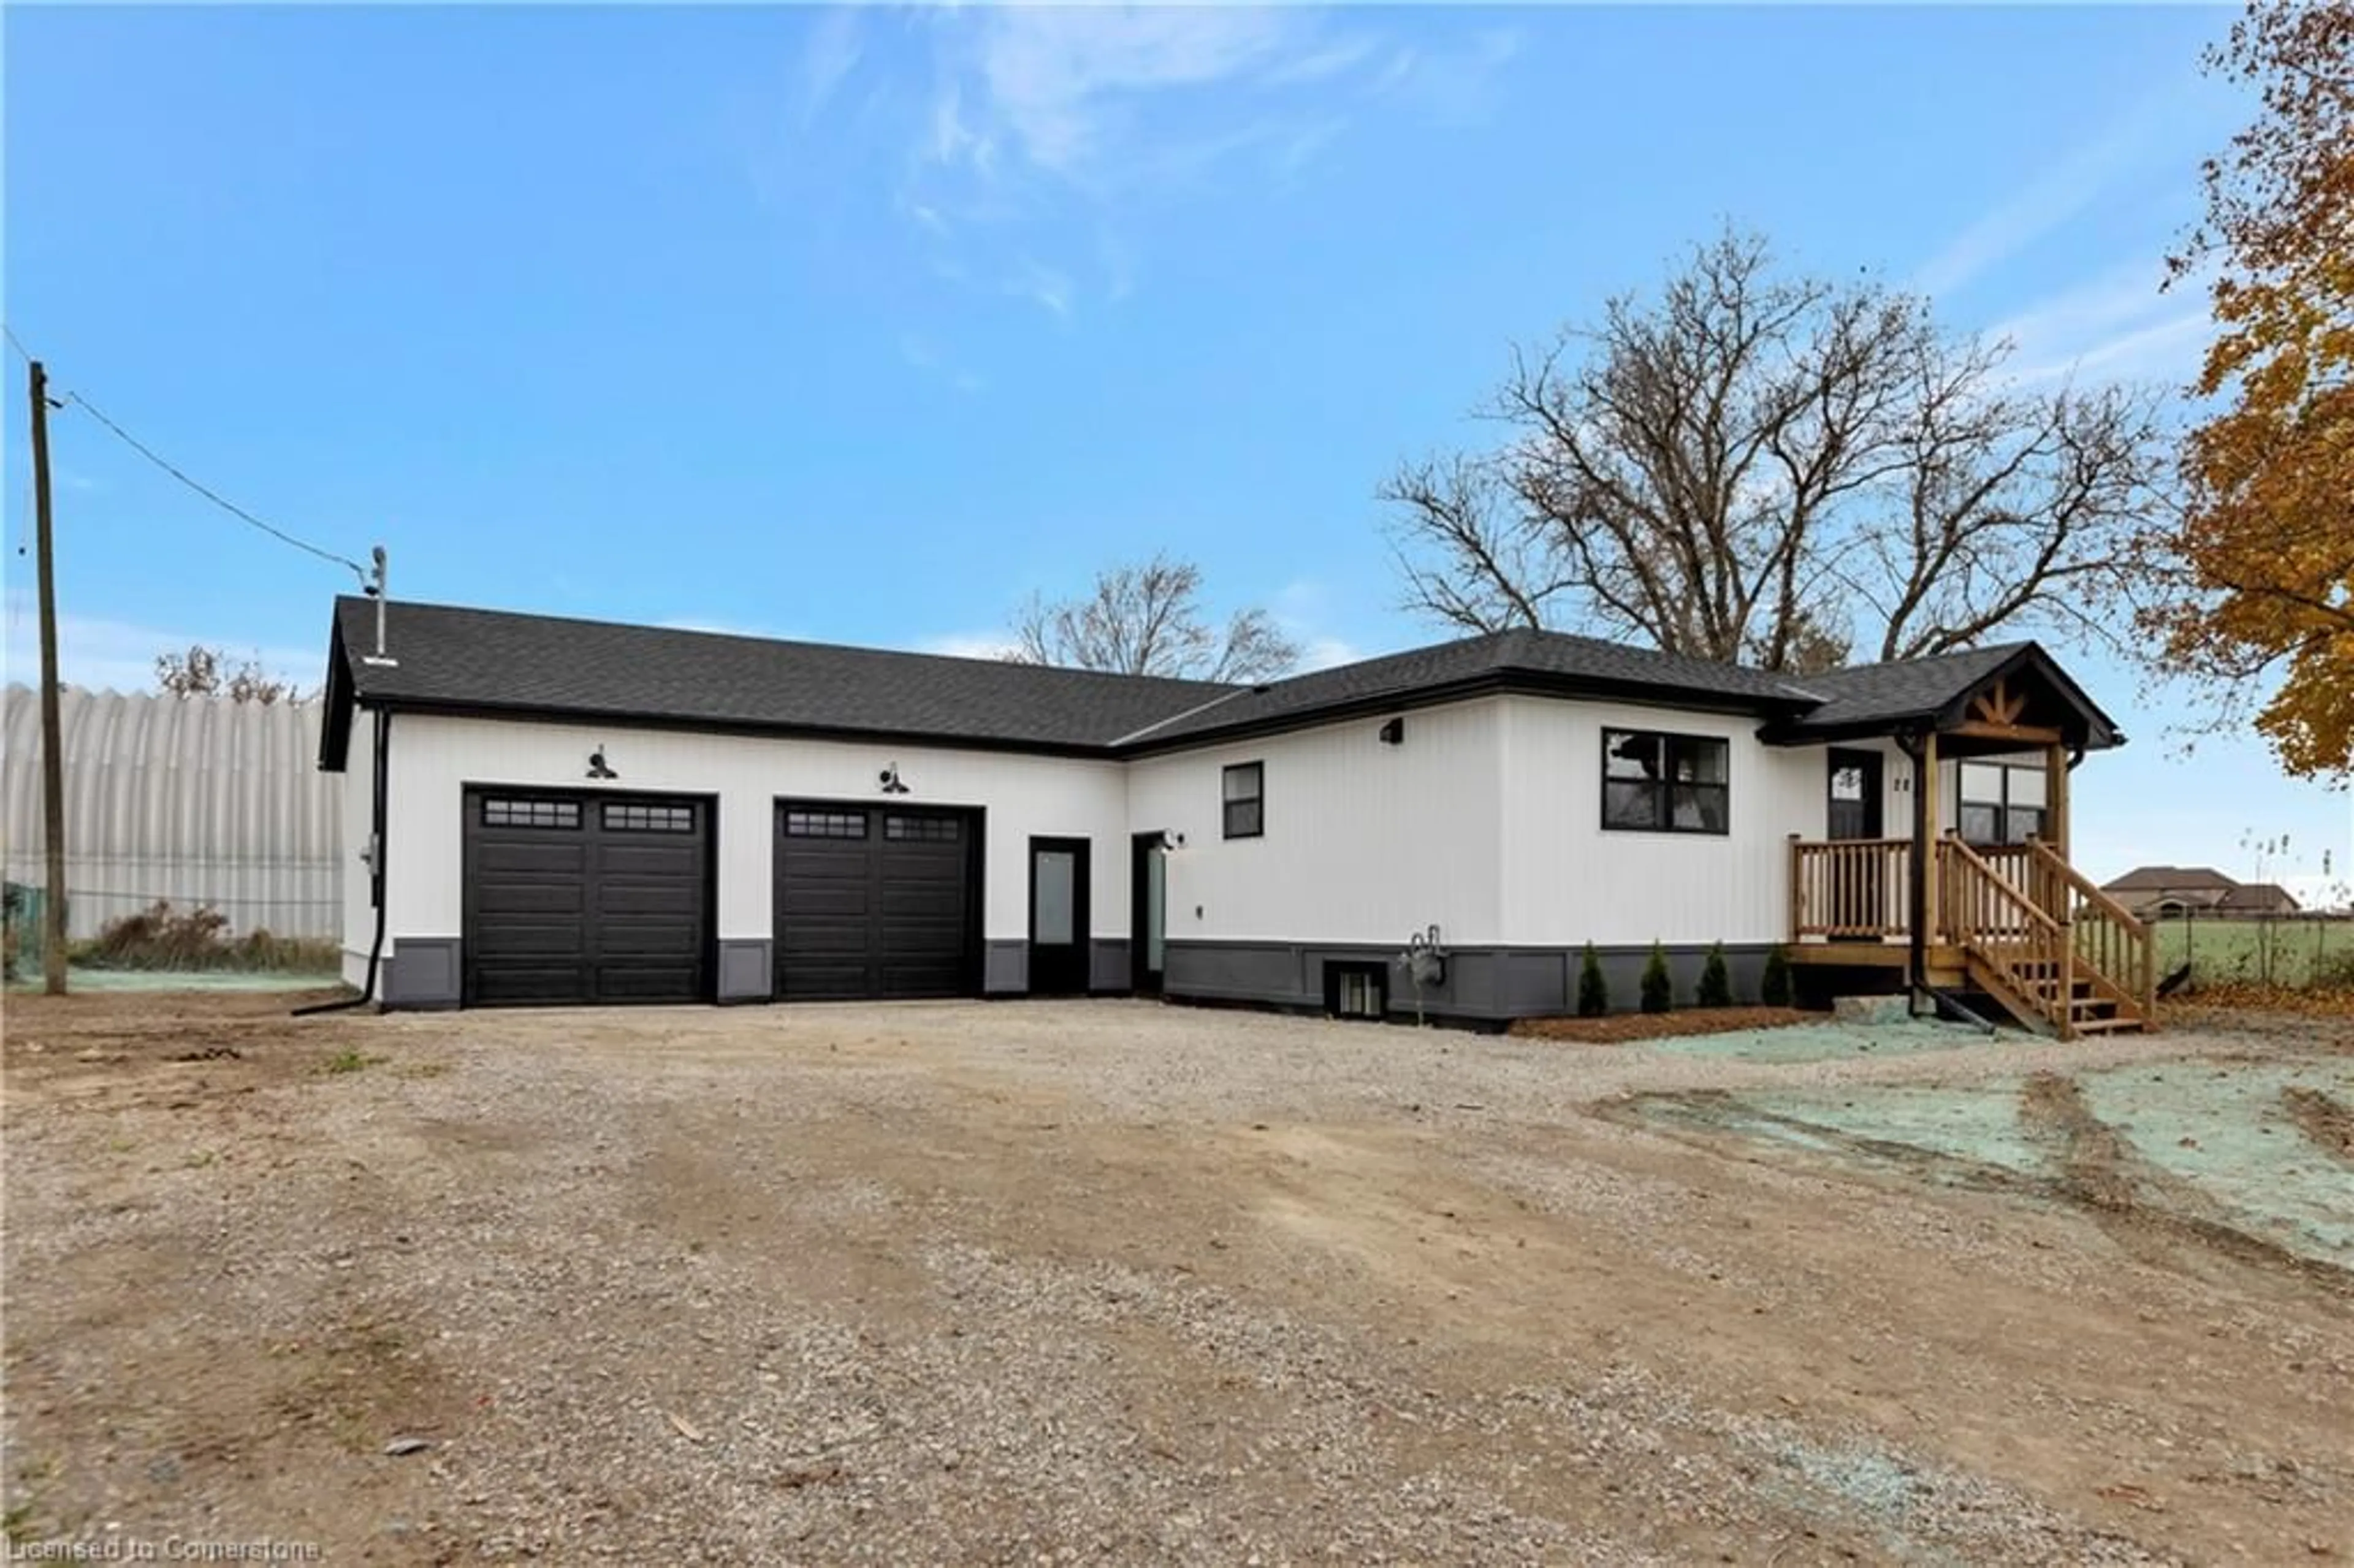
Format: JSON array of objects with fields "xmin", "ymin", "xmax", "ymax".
[{"xmin": 2, "ymin": 4, "xmax": 2345, "ymax": 899}]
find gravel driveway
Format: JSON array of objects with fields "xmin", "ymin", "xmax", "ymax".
[{"xmin": 3, "ymin": 992, "xmax": 2348, "ymax": 1564}]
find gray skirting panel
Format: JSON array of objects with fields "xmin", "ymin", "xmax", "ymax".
[
  {"xmin": 717, "ymin": 939, "xmax": 772, "ymax": 1003},
  {"xmin": 1162, "ymin": 940, "xmax": 1780, "ymax": 1023},
  {"xmin": 381, "ymin": 937, "xmax": 462, "ymax": 1010},
  {"xmin": 985, "ymin": 939, "xmax": 1133, "ymax": 996},
  {"xmin": 983, "ymin": 940, "xmax": 1029, "ymax": 995}
]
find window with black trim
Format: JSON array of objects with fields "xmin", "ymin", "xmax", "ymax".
[
  {"xmin": 1602, "ymin": 729, "xmax": 1730, "ymax": 834},
  {"xmin": 884, "ymin": 815, "xmax": 959, "ymax": 842},
  {"xmin": 1222, "ymin": 762, "xmax": 1263, "ymax": 840},
  {"xmin": 1958, "ymin": 762, "xmax": 2047, "ymax": 845},
  {"xmin": 603, "ymin": 802, "xmax": 695, "ymax": 833},
  {"xmin": 482, "ymin": 797, "xmax": 581, "ymax": 829},
  {"xmin": 783, "ymin": 810, "xmax": 867, "ymax": 839}
]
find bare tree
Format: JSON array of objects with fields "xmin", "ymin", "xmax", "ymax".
[
  {"xmin": 154, "ymin": 644, "xmax": 302, "ymax": 704},
  {"xmin": 1382, "ymin": 228, "xmax": 2175, "ymax": 672},
  {"xmin": 1007, "ymin": 555, "xmax": 1300, "ymax": 682}
]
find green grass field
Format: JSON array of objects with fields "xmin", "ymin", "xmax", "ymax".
[{"xmin": 2154, "ymin": 917, "xmax": 2354, "ymax": 989}]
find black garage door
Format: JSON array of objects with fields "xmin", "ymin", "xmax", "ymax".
[
  {"xmin": 775, "ymin": 803, "xmax": 978, "ymax": 1000},
  {"xmin": 463, "ymin": 789, "xmax": 711, "ymax": 1006}
]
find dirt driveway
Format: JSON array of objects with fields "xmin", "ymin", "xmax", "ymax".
[{"xmin": 3, "ymin": 992, "xmax": 2348, "ymax": 1564}]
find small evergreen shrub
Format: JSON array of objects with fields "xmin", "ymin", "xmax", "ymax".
[
  {"xmin": 1639, "ymin": 942, "xmax": 1673, "ymax": 1014},
  {"xmin": 1576, "ymin": 942, "xmax": 1609, "ymax": 1016},
  {"xmin": 1759, "ymin": 945, "xmax": 1794, "ymax": 1008},
  {"xmin": 1697, "ymin": 942, "xmax": 1732, "ymax": 1008}
]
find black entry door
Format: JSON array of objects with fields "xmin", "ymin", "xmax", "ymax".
[
  {"xmin": 1029, "ymin": 837, "xmax": 1090, "ymax": 995},
  {"xmin": 1825, "ymin": 750, "xmax": 1889, "ymax": 936},
  {"xmin": 774, "ymin": 803, "xmax": 978, "ymax": 1000},
  {"xmin": 1827, "ymin": 750, "xmax": 1884, "ymax": 839},
  {"xmin": 1130, "ymin": 832, "xmax": 1167, "ymax": 996},
  {"xmin": 463, "ymin": 788, "xmax": 711, "ymax": 1007}
]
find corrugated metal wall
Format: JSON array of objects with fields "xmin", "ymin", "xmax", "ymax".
[{"xmin": 1, "ymin": 684, "xmax": 343, "ymax": 939}]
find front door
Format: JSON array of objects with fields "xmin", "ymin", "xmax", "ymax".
[
  {"xmin": 1130, "ymin": 832, "xmax": 1167, "ymax": 996},
  {"xmin": 1825, "ymin": 750, "xmax": 1889, "ymax": 937},
  {"xmin": 1028, "ymin": 837, "xmax": 1091, "ymax": 995},
  {"xmin": 1827, "ymin": 750, "xmax": 1884, "ymax": 840}
]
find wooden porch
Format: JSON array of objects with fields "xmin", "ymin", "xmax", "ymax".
[
  {"xmin": 1788, "ymin": 835, "xmax": 2157, "ymax": 1038},
  {"xmin": 1780, "ymin": 671, "xmax": 2155, "ymax": 1040}
]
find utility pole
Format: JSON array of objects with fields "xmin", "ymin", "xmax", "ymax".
[{"xmin": 28, "ymin": 359, "xmax": 66, "ymax": 994}]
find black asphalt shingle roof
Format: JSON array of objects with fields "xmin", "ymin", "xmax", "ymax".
[
  {"xmin": 327, "ymin": 597, "xmax": 1232, "ymax": 752},
  {"xmin": 1119, "ymin": 627, "xmax": 1820, "ymax": 749},
  {"xmin": 321, "ymin": 597, "xmax": 2120, "ymax": 768},
  {"xmin": 1771, "ymin": 643, "xmax": 2027, "ymax": 733}
]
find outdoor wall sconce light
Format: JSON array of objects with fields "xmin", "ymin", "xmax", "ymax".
[
  {"xmin": 878, "ymin": 763, "xmax": 911, "ymax": 796},
  {"xmin": 1149, "ymin": 829, "xmax": 1186, "ymax": 850},
  {"xmin": 1378, "ymin": 717, "xmax": 1406, "ymax": 746},
  {"xmin": 586, "ymin": 748, "xmax": 619, "ymax": 780}
]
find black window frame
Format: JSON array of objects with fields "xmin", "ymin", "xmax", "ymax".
[
  {"xmin": 1600, "ymin": 729, "xmax": 1731, "ymax": 837},
  {"xmin": 1957, "ymin": 761, "xmax": 2048, "ymax": 847},
  {"xmin": 601, "ymin": 801, "xmax": 696, "ymax": 834},
  {"xmin": 481, "ymin": 796, "xmax": 582, "ymax": 831},
  {"xmin": 1222, "ymin": 761, "xmax": 1265, "ymax": 841},
  {"xmin": 883, "ymin": 813, "xmax": 961, "ymax": 843},
  {"xmin": 782, "ymin": 809, "xmax": 867, "ymax": 840}
]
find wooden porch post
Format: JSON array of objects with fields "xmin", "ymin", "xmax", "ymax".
[
  {"xmin": 2045, "ymin": 740, "xmax": 2070, "ymax": 859},
  {"xmin": 1920, "ymin": 731, "xmax": 1941, "ymax": 943}
]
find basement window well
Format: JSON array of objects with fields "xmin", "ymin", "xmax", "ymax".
[{"xmin": 1325, "ymin": 961, "xmax": 1387, "ymax": 1021}]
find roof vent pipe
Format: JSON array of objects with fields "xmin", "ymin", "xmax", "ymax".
[{"xmin": 362, "ymin": 544, "xmax": 400, "ymax": 668}]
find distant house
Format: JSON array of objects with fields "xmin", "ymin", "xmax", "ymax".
[
  {"xmin": 2101, "ymin": 866, "xmax": 2299, "ymax": 921},
  {"xmin": 2217, "ymin": 882, "xmax": 2302, "ymax": 918}
]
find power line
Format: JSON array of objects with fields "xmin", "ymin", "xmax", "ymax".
[
  {"xmin": 2, "ymin": 325, "xmax": 31, "ymax": 362},
  {"xmin": 59, "ymin": 389, "xmax": 370, "ymax": 583}
]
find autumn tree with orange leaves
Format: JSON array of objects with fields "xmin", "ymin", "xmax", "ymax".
[{"xmin": 2147, "ymin": 0, "xmax": 2353, "ymax": 778}]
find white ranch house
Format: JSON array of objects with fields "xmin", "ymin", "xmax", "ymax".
[{"xmin": 319, "ymin": 597, "xmax": 2155, "ymax": 1038}]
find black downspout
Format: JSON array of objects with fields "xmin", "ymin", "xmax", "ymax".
[
  {"xmin": 296, "ymin": 706, "xmax": 390, "ymax": 1016},
  {"xmin": 1897, "ymin": 728, "xmax": 1930, "ymax": 1014}
]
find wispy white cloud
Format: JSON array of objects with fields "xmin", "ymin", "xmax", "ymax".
[
  {"xmin": 655, "ymin": 615, "xmax": 804, "ymax": 641},
  {"xmin": 1295, "ymin": 635, "xmax": 1366, "ymax": 673},
  {"xmin": 1009, "ymin": 259, "xmax": 1075, "ymax": 321},
  {"xmin": 1990, "ymin": 259, "xmax": 2213, "ymax": 390},
  {"xmin": 0, "ymin": 592, "xmax": 320, "ymax": 696},
  {"xmin": 1913, "ymin": 98, "xmax": 2177, "ymax": 301},
  {"xmin": 1366, "ymin": 29, "xmax": 1518, "ymax": 127},
  {"xmin": 797, "ymin": 7, "xmax": 866, "ymax": 127},
  {"xmin": 881, "ymin": 7, "xmax": 1509, "ymax": 320},
  {"xmin": 1270, "ymin": 579, "xmax": 1374, "ymax": 674},
  {"xmin": 945, "ymin": 6, "xmax": 1303, "ymax": 183},
  {"xmin": 918, "ymin": 630, "xmax": 1021, "ymax": 662},
  {"xmin": 897, "ymin": 333, "xmax": 986, "ymax": 394}
]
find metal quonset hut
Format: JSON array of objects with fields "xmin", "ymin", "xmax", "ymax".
[
  {"xmin": 2, "ymin": 684, "xmax": 341, "ymax": 941},
  {"xmin": 319, "ymin": 595, "xmax": 2141, "ymax": 1035}
]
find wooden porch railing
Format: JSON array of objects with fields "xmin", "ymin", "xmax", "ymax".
[
  {"xmin": 1789, "ymin": 837, "xmax": 1913, "ymax": 940},
  {"xmin": 2025, "ymin": 839, "xmax": 2158, "ymax": 1024},
  {"xmin": 1939, "ymin": 837, "xmax": 2072, "ymax": 1035},
  {"xmin": 1787, "ymin": 834, "xmax": 2156, "ymax": 1038}
]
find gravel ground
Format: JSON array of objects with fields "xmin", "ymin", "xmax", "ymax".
[{"xmin": 3, "ymin": 992, "xmax": 2348, "ymax": 1565}]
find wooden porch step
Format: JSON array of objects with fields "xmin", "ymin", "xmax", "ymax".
[{"xmin": 2070, "ymin": 1016, "xmax": 2147, "ymax": 1034}]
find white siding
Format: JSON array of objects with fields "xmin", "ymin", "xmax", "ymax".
[
  {"xmin": 368, "ymin": 710, "xmax": 1128, "ymax": 950},
  {"xmin": 1125, "ymin": 698, "xmax": 1504, "ymax": 946},
  {"xmin": 2, "ymin": 684, "xmax": 342, "ymax": 940},
  {"xmin": 1496, "ymin": 696, "xmax": 1827, "ymax": 946}
]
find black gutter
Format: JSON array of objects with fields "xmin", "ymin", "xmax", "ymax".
[
  {"xmin": 1920, "ymin": 984, "xmax": 1998, "ymax": 1035},
  {"xmin": 297, "ymin": 706, "xmax": 389, "ymax": 1016}
]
